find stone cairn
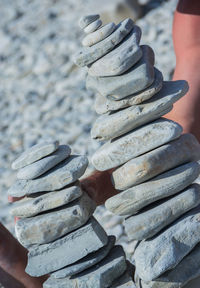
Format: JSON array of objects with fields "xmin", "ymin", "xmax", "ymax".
[
  {"xmin": 74, "ymin": 14, "xmax": 200, "ymax": 287},
  {"xmin": 8, "ymin": 140, "xmax": 136, "ymax": 288}
]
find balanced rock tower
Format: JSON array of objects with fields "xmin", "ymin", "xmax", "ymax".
[
  {"xmin": 74, "ymin": 14, "xmax": 200, "ymax": 287},
  {"xmin": 9, "ymin": 141, "xmax": 136, "ymax": 288}
]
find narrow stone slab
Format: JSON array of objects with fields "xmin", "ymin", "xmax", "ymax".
[
  {"xmin": 84, "ymin": 19, "xmax": 102, "ymax": 34},
  {"xmin": 88, "ymin": 25, "xmax": 142, "ymax": 76},
  {"xmin": 79, "ymin": 15, "xmax": 100, "ymax": 29},
  {"xmin": 74, "ymin": 18, "xmax": 134, "ymax": 67},
  {"xmin": 44, "ymin": 246, "xmax": 127, "ymax": 288},
  {"xmin": 111, "ymin": 271, "xmax": 136, "ymax": 287},
  {"xmin": 11, "ymin": 141, "xmax": 59, "ymax": 170},
  {"xmin": 92, "ymin": 79, "xmax": 188, "ymax": 141},
  {"xmin": 26, "ymin": 217, "xmax": 108, "ymax": 276},
  {"xmin": 95, "ymin": 69, "xmax": 163, "ymax": 114},
  {"xmin": 106, "ymin": 162, "xmax": 200, "ymax": 216},
  {"xmin": 112, "ymin": 134, "xmax": 200, "ymax": 190},
  {"xmin": 17, "ymin": 145, "xmax": 71, "ymax": 180},
  {"xmin": 125, "ymin": 184, "xmax": 200, "ymax": 241},
  {"xmin": 141, "ymin": 243, "xmax": 200, "ymax": 288},
  {"xmin": 134, "ymin": 205, "xmax": 200, "ymax": 281},
  {"xmin": 10, "ymin": 182, "xmax": 82, "ymax": 218},
  {"xmin": 86, "ymin": 45, "xmax": 155, "ymax": 100},
  {"xmin": 83, "ymin": 22, "xmax": 116, "ymax": 47},
  {"xmin": 8, "ymin": 155, "xmax": 88, "ymax": 197},
  {"xmin": 52, "ymin": 236, "xmax": 115, "ymax": 279},
  {"xmin": 92, "ymin": 119, "xmax": 182, "ymax": 171},
  {"xmin": 15, "ymin": 193, "xmax": 96, "ymax": 247}
]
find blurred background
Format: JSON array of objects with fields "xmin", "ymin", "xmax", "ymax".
[{"xmin": 0, "ymin": 0, "xmax": 178, "ymax": 261}]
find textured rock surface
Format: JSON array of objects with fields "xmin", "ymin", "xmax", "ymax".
[
  {"xmin": 95, "ymin": 69, "xmax": 163, "ymax": 114},
  {"xmin": 44, "ymin": 246, "xmax": 127, "ymax": 288},
  {"xmin": 15, "ymin": 193, "xmax": 96, "ymax": 246},
  {"xmin": 10, "ymin": 183, "xmax": 82, "ymax": 218},
  {"xmin": 134, "ymin": 205, "xmax": 200, "ymax": 281},
  {"xmin": 74, "ymin": 18, "xmax": 134, "ymax": 67},
  {"xmin": 79, "ymin": 14, "xmax": 100, "ymax": 29},
  {"xmin": 92, "ymin": 119, "xmax": 182, "ymax": 170},
  {"xmin": 82, "ymin": 22, "xmax": 116, "ymax": 47},
  {"xmin": 111, "ymin": 271, "xmax": 136, "ymax": 288},
  {"xmin": 106, "ymin": 162, "xmax": 200, "ymax": 216},
  {"xmin": 140, "ymin": 243, "xmax": 200, "ymax": 288},
  {"xmin": 112, "ymin": 134, "xmax": 200, "ymax": 190},
  {"xmin": 86, "ymin": 45, "xmax": 155, "ymax": 100},
  {"xmin": 88, "ymin": 25, "xmax": 142, "ymax": 76},
  {"xmin": 92, "ymin": 80, "xmax": 188, "ymax": 140},
  {"xmin": 11, "ymin": 141, "xmax": 59, "ymax": 170},
  {"xmin": 125, "ymin": 184, "xmax": 200, "ymax": 240},
  {"xmin": 17, "ymin": 145, "xmax": 71, "ymax": 180},
  {"xmin": 52, "ymin": 236, "xmax": 115, "ymax": 279},
  {"xmin": 26, "ymin": 217, "xmax": 108, "ymax": 276},
  {"xmin": 8, "ymin": 155, "xmax": 88, "ymax": 197}
]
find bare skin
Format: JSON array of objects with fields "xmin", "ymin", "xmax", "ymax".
[{"xmin": 1, "ymin": 0, "xmax": 200, "ymax": 286}]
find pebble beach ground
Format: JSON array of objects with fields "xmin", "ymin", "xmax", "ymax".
[{"xmin": 0, "ymin": 0, "xmax": 178, "ymax": 266}]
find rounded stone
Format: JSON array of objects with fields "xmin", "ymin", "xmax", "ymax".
[
  {"xmin": 83, "ymin": 19, "xmax": 102, "ymax": 34},
  {"xmin": 79, "ymin": 15, "xmax": 100, "ymax": 29}
]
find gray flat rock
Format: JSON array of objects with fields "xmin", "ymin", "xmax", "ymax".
[
  {"xmin": 10, "ymin": 182, "xmax": 82, "ymax": 218},
  {"xmin": 17, "ymin": 145, "xmax": 71, "ymax": 180},
  {"xmin": 92, "ymin": 80, "xmax": 188, "ymax": 141},
  {"xmin": 140, "ymin": 243, "xmax": 200, "ymax": 288},
  {"xmin": 112, "ymin": 134, "xmax": 200, "ymax": 190},
  {"xmin": 79, "ymin": 15, "xmax": 100, "ymax": 29},
  {"xmin": 95, "ymin": 69, "xmax": 163, "ymax": 114},
  {"xmin": 86, "ymin": 45, "xmax": 155, "ymax": 100},
  {"xmin": 15, "ymin": 192, "xmax": 96, "ymax": 247},
  {"xmin": 106, "ymin": 162, "xmax": 200, "ymax": 216},
  {"xmin": 111, "ymin": 271, "xmax": 136, "ymax": 288},
  {"xmin": 26, "ymin": 217, "xmax": 108, "ymax": 276},
  {"xmin": 52, "ymin": 236, "xmax": 115, "ymax": 279},
  {"xmin": 134, "ymin": 205, "xmax": 200, "ymax": 281},
  {"xmin": 8, "ymin": 155, "xmax": 88, "ymax": 197},
  {"xmin": 11, "ymin": 141, "xmax": 59, "ymax": 170},
  {"xmin": 125, "ymin": 184, "xmax": 200, "ymax": 240},
  {"xmin": 83, "ymin": 22, "xmax": 116, "ymax": 47},
  {"xmin": 74, "ymin": 18, "xmax": 134, "ymax": 67},
  {"xmin": 88, "ymin": 25, "xmax": 142, "ymax": 76},
  {"xmin": 44, "ymin": 246, "xmax": 127, "ymax": 288},
  {"xmin": 92, "ymin": 119, "xmax": 182, "ymax": 171},
  {"xmin": 84, "ymin": 19, "xmax": 102, "ymax": 34}
]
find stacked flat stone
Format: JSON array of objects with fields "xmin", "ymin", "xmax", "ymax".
[
  {"xmin": 74, "ymin": 14, "xmax": 200, "ymax": 288},
  {"xmin": 8, "ymin": 140, "xmax": 135, "ymax": 288}
]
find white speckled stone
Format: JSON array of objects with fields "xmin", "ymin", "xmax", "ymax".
[
  {"xmin": 125, "ymin": 184, "xmax": 200, "ymax": 240},
  {"xmin": 112, "ymin": 134, "xmax": 200, "ymax": 190},
  {"xmin": 10, "ymin": 182, "xmax": 82, "ymax": 218},
  {"xmin": 12, "ymin": 141, "xmax": 59, "ymax": 170},
  {"xmin": 8, "ymin": 155, "xmax": 88, "ymax": 197},
  {"xmin": 92, "ymin": 119, "xmax": 182, "ymax": 171},
  {"xmin": 134, "ymin": 205, "xmax": 200, "ymax": 281},
  {"xmin": 94, "ymin": 69, "xmax": 164, "ymax": 114},
  {"xmin": 86, "ymin": 45, "xmax": 155, "ymax": 100},
  {"xmin": 15, "ymin": 192, "xmax": 96, "ymax": 247},
  {"xmin": 17, "ymin": 145, "xmax": 71, "ymax": 180},
  {"xmin": 83, "ymin": 22, "xmax": 115, "ymax": 46},
  {"xmin": 88, "ymin": 25, "xmax": 142, "ymax": 76},
  {"xmin": 106, "ymin": 162, "xmax": 200, "ymax": 216},
  {"xmin": 74, "ymin": 18, "xmax": 134, "ymax": 67},
  {"xmin": 84, "ymin": 19, "xmax": 102, "ymax": 34},
  {"xmin": 51, "ymin": 236, "xmax": 115, "ymax": 279},
  {"xmin": 26, "ymin": 217, "xmax": 108, "ymax": 276},
  {"xmin": 140, "ymin": 243, "xmax": 200, "ymax": 288},
  {"xmin": 79, "ymin": 15, "xmax": 100, "ymax": 29},
  {"xmin": 43, "ymin": 246, "xmax": 127, "ymax": 288},
  {"xmin": 92, "ymin": 79, "xmax": 188, "ymax": 140}
]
